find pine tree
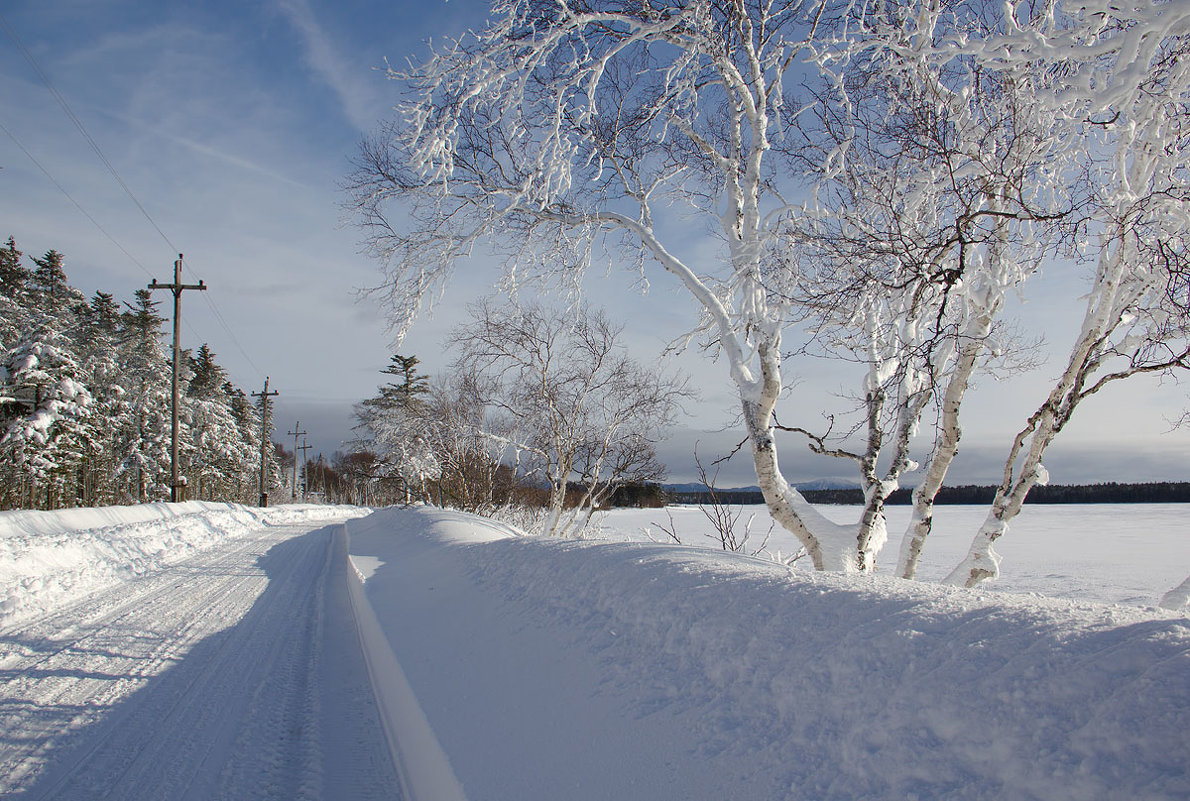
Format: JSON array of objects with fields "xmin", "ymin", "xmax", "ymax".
[
  {"xmin": 89, "ymin": 292, "xmax": 121, "ymax": 334},
  {"xmin": 0, "ymin": 237, "xmax": 267, "ymax": 508},
  {"xmin": 219, "ymin": 383, "xmax": 263, "ymax": 503},
  {"xmin": 385, "ymin": 354, "xmax": 431, "ymax": 410},
  {"xmin": 29, "ymin": 249, "xmax": 83, "ymax": 312},
  {"xmin": 114, "ymin": 289, "xmax": 172, "ymax": 502},
  {"xmin": 0, "ymin": 237, "xmax": 30, "ymax": 301},
  {"xmin": 0, "ymin": 238, "xmax": 31, "ymax": 356},
  {"xmin": 188, "ymin": 344, "xmax": 224, "ymax": 400},
  {"xmin": 184, "ymin": 345, "xmax": 249, "ymax": 499},
  {"xmin": 0, "ymin": 321, "xmax": 94, "ymax": 508},
  {"xmin": 353, "ymin": 354, "xmax": 436, "ymax": 504},
  {"xmin": 72, "ymin": 291, "xmax": 126, "ymax": 506}
]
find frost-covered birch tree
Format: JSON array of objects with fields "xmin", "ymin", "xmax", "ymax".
[
  {"xmin": 938, "ymin": 0, "xmax": 1190, "ymax": 586},
  {"xmin": 786, "ymin": 3, "xmax": 1082, "ymax": 579},
  {"xmin": 349, "ymin": 0, "xmax": 904, "ymax": 567},
  {"xmin": 448, "ymin": 301, "xmax": 687, "ymax": 536},
  {"xmin": 350, "ymin": 0, "xmax": 1189, "ymax": 572},
  {"xmin": 424, "ymin": 370, "xmax": 514, "ymax": 511}
]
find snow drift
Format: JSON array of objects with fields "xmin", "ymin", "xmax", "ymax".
[
  {"xmin": 347, "ymin": 506, "xmax": 1190, "ymax": 801},
  {"xmin": 0, "ymin": 501, "xmax": 367, "ymax": 628}
]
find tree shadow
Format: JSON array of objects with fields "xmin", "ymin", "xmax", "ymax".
[{"xmin": 7, "ymin": 523, "xmax": 399, "ymax": 800}]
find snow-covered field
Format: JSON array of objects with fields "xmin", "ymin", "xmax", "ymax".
[
  {"xmin": 592, "ymin": 503, "xmax": 1190, "ymax": 608},
  {"xmin": 1, "ymin": 501, "xmax": 1187, "ymax": 799}
]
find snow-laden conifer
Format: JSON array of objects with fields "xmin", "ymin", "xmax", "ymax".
[{"xmin": 0, "ymin": 317, "xmax": 94, "ymax": 508}]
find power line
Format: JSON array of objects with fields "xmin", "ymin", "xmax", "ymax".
[
  {"xmin": 196, "ymin": 280, "xmax": 266, "ymax": 380},
  {"xmin": 1, "ymin": 12, "xmax": 268, "ymax": 388},
  {"xmin": 0, "ymin": 11, "xmax": 179, "ymax": 254},
  {"xmin": 0, "ymin": 119, "xmax": 155, "ymax": 281},
  {"xmin": 0, "ymin": 121, "xmax": 216, "ymax": 356},
  {"xmin": 1, "ymin": 120, "xmax": 240, "ymax": 368}
]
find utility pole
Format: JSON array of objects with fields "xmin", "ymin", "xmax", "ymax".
[
  {"xmin": 287, "ymin": 422, "xmax": 307, "ymax": 500},
  {"xmin": 149, "ymin": 254, "xmax": 206, "ymax": 503},
  {"xmin": 296, "ymin": 438, "xmax": 312, "ymax": 501},
  {"xmin": 252, "ymin": 377, "xmax": 279, "ymax": 507}
]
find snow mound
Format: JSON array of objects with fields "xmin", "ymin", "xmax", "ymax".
[
  {"xmin": 0, "ymin": 502, "xmax": 367, "ymax": 628},
  {"xmin": 348, "ymin": 507, "xmax": 1190, "ymax": 801}
]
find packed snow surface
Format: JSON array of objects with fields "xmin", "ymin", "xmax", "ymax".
[
  {"xmin": 348, "ymin": 506, "xmax": 1189, "ymax": 801},
  {"xmin": 0, "ymin": 504, "xmax": 387, "ymax": 799},
  {"xmin": 0, "ymin": 502, "xmax": 1186, "ymax": 799},
  {"xmin": 0, "ymin": 501, "xmax": 364, "ymax": 628}
]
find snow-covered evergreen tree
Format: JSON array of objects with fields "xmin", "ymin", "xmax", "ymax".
[
  {"xmin": 226, "ymin": 382, "xmax": 270, "ymax": 503},
  {"xmin": 0, "ymin": 238, "xmax": 32, "ymax": 353},
  {"xmin": 352, "ymin": 353, "xmax": 437, "ymax": 504},
  {"xmin": 185, "ymin": 344, "xmax": 252, "ymax": 500},
  {"xmin": 73, "ymin": 291, "xmax": 126, "ymax": 505},
  {"xmin": 0, "ymin": 235, "xmax": 269, "ymax": 509},
  {"xmin": 29, "ymin": 249, "xmax": 84, "ymax": 314},
  {"xmin": 113, "ymin": 289, "xmax": 173, "ymax": 503},
  {"xmin": 0, "ymin": 317, "xmax": 93, "ymax": 509}
]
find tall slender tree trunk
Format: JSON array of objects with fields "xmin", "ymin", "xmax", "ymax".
[
  {"xmin": 897, "ymin": 341, "xmax": 982, "ymax": 578},
  {"xmin": 742, "ymin": 340, "xmax": 870, "ymax": 571}
]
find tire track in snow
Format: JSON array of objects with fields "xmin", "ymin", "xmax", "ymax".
[
  {"xmin": 0, "ymin": 526, "xmax": 264, "ymax": 675},
  {"xmin": 0, "ymin": 516, "xmax": 399, "ymax": 800},
  {"xmin": 0, "ymin": 532, "xmax": 273, "ymax": 792}
]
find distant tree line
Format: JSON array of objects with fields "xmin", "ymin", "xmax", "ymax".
[
  {"xmin": 671, "ymin": 483, "xmax": 1190, "ymax": 506},
  {"xmin": 0, "ymin": 236, "xmax": 285, "ymax": 510}
]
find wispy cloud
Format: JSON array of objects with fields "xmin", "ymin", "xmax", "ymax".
[
  {"xmin": 275, "ymin": 0, "xmax": 386, "ymax": 134},
  {"xmin": 133, "ymin": 117, "xmax": 312, "ymax": 191}
]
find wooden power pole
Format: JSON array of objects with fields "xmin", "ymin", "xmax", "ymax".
[
  {"xmin": 252, "ymin": 377, "xmax": 279, "ymax": 506},
  {"xmin": 296, "ymin": 438, "xmax": 312, "ymax": 501},
  {"xmin": 148, "ymin": 254, "xmax": 205, "ymax": 503},
  {"xmin": 287, "ymin": 422, "xmax": 307, "ymax": 500}
]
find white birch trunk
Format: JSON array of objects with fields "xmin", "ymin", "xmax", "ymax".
[
  {"xmin": 744, "ymin": 340, "xmax": 867, "ymax": 572},
  {"xmin": 897, "ymin": 338, "xmax": 982, "ymax": 579},
  {"xmin": 541, "ymin": 480, "xmax": 567, "ymax": 537},
  {"xmin": 947, "ymin": 225, "xmax": 1138, "ymax": 588},
  {"xmin": 945, "ymin": 401, "xmax": 1058, "ymax": 587}
]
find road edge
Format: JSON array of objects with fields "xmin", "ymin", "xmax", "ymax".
[{"xmin": 336, "ymin": 521, "xmax": 468, "ymax": 801}]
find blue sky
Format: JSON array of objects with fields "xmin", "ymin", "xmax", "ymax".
[{"xmin": 1, "ymin": 0, "xmax": 1186, "ymax": 487}]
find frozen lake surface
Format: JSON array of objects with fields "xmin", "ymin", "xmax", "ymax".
[{"xmin": 592, "ymin": 503, "xmax": 1190, "ymax": 608}]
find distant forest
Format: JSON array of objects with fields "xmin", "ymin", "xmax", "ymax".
[{"xmin": 669, "ymin": 482, "xmax": 1190, "ymax": 506}]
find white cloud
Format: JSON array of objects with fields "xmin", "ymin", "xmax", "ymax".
[{"xmin": 274, "ymin": 0, "xmax": 388, "ymax": 134}]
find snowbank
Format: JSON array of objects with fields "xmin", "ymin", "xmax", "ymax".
[
  {"xmin": 0, "ymin": 502, "xmax": 367, "ymax": 628},
  {"xmin": 347, "ymin": 507, "xmax": 1190, "ymax": 801}
]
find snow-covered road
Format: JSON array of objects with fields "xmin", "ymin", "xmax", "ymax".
[
  {"xmin": 1, "ymin": 503, "xmax": 1186, "ymax": 800},
  {"xmin": 0, "ymin": 518, "xmax": 398, "ymax": 800}
]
